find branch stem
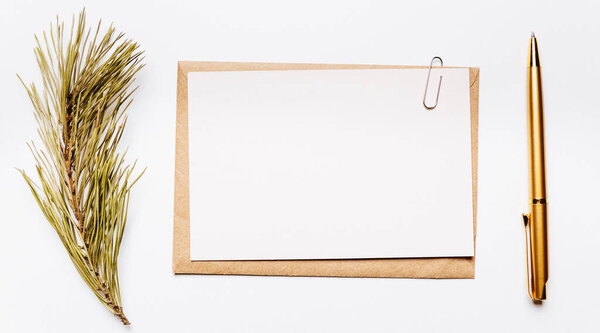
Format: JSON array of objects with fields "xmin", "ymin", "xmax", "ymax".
[{"xmin": 64, "ymin": 96, "xmax": 129, "ymax": 325}]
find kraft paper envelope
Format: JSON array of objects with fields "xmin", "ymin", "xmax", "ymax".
[{"xmin": 174, "ymin": 61, "xmax": 479, "ymax": 278}]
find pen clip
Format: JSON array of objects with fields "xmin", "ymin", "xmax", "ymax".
[{"xmin": 522, "ymin": 213, "xmax": 534, "ymax": 300}]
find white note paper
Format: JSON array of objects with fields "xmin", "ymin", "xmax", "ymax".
[{"xmin": 188, "ymin": 68, "xmax": 474, "ymax": 260}]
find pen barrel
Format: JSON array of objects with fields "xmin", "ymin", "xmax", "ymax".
[{"xmin": 526, "ymin": 66, "xmax": 547, "ymax": 199}]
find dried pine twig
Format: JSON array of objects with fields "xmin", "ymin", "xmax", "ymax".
[{"xmin": 18, "ymin": 10, "xmax": 144, "ymax": 325}]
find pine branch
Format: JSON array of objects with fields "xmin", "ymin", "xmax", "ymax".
[{"xmin": 18, "ymin": 9, "xmax": 144, "ymax": 325}]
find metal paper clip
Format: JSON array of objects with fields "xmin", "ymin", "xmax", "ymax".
[{"xmin": 423, "ymin": 56, "xmax": 443, "ymax": 110}]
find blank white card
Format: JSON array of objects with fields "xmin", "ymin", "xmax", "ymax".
[{"xmin": 188, "ymin": 68, "xmax": 474, "ymax": 260}]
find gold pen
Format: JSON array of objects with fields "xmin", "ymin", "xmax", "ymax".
[{"xmin": 522, "ymin": 32, "xmax": 548, "ymax": 301}]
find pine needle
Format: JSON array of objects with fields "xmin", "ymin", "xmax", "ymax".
[{"xmin": 18, "ymin": 9, "xmax": 144, "ymax": 325}]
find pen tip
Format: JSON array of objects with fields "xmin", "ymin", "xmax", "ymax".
[{"xmin": 531, "ymin": 31, "xmax": 535, "ymax": 38}]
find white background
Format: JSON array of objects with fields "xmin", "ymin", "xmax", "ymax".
[{"xmin": 1, "ymin": 0, "xmax": 599, "ymax": 332}]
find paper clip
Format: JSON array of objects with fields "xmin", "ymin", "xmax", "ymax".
[{"xmin": 423, "ymin": 56, "xmax": 443, "ymax": 110}]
